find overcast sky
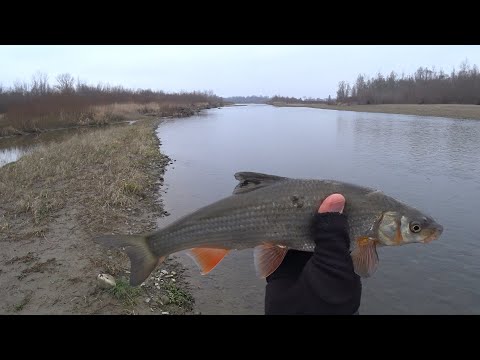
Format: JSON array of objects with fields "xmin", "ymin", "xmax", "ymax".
[{"xmin": 1, "ymin": 45, "xmax": 479, "ymax": 98}]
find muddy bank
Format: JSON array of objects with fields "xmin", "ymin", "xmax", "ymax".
[
  {"xmin": 0, "ymin": 120, "xmax": 195, "ymax": 314},
  {"xmin": 271, "ymin": 102, "xmax": 480, "ymax": 120}
]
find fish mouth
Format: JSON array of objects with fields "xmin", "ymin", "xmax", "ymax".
[{"xmin": 421, "ymin": 225, "xmax": 443, "ymax": 244}]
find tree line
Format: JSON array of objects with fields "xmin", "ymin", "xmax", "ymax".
[
  {"xmin": 336, "ymin": 60, "xmax": 480, "ymax": 105},
  {"xmin": 223, "ymin": 95, "xmax": 271, "ymax": 104},
  {"xmin": 0, "ymin": 72, "xmax": 223, "ymax": 119},
  {"xmin": 268, "ymin": 95, "xmax": 329, "ymax": 104}
]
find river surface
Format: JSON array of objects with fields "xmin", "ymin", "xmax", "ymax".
[
  {"xmin": 155, "ymin": 104, "xmax": 480, "ymax": 315},
  {"xmin": 2, "ymin": 105, "xmax": 478, "ymax": 314}
]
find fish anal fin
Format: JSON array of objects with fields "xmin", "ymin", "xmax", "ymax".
[
  {"xmin": 254, "ymin": 243, "xmax": 288, "ymax": 278},
  {"xmin": 187, "ymin": 248, "xmax": 229, "ymax": 275},
  {"xmin": 351, "ymin": 237, "xmax": 379, "ymax": 278}
]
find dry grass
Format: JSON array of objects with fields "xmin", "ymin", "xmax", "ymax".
[
  {"xmin": 92, "ymin": 102, "xmax": 203, "ymax": 118},
  {"xmin": 271, "ymin": 103, "xmax": 480, "ymax": 120},
  {"xmin": 0, "ymin": 121, "xmax": 168, "ymax": 234},
  {"xmin": 0, "ymin": 106, "xmax": 124, "ymax": 136},
  {"xmin": 0, "ymin": 102, "xmax": 210, "ymax": 137},
  {"xmin": 0, "ymin": 119, "xmax": 199, "ymax": 315}
]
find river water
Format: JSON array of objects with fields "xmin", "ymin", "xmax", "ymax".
[
  {"xmin": 155, "ymin": 104, "xmax": 480, "ymax": 315},
  {"xmin": 2, "ymin": 105, "xmax": 478, "ymax": 314}
]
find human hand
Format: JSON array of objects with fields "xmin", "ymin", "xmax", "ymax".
[
  {"xmin": 318, "ymin": 193, "xmax": 345, "ymax": 213},
  {"xmin": 265, "ymin": 193, "xmax": 361, "ymax": 315}
]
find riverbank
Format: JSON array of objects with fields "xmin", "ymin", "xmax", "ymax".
[
  {"xmin": 270, "ymin": 103, "xmax": 480, "ymax": 120},
  {"xmin": 0, "ymin": 102, "xmax": 215, "ymax": 138},
  {"xmin": 0, "ymin": 120, "xmax": 195, "ymax": 314}
]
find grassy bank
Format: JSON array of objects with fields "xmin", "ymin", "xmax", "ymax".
[
  {"xmin": 0, "ymin": 120, "xmax": 194, "ymax": 314},
  {"xmin": 0, "ymin": 101, "xmax": 214, "ymax": 137},
  {"xmin": 270, "ymin": 102, "xmax": 480, "ymax": 120}
]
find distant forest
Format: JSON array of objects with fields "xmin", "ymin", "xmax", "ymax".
[
  {"xmin": 224, "ymin": 95, "xmax": 328, "ymax": 104},
  {"xmin": 337, "ymin": 60, "xmax": 480, "ymax": 105},
  {"xmin": 227, "ymin": 60, "xmax": 480, "ymax": 106},
  {"xmin": 222, "ymin": 95, "xmax": 270, "ymax": 103}
]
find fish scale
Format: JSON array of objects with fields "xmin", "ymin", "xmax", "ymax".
[
  {"xmin": 95, "ymin": 172, "xmax": 443, "ymax": 286},
  {"xmin": 150, "ymin": 179, "xmax": 375, "ymax": 255}
]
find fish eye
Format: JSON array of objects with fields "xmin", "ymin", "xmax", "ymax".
[{"xmin": 410, "ymin": 221, "xmax": 422, "ymax": 233}]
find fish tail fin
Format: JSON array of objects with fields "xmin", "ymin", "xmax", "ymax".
[{"xmin": 94, "ymin": 234, "xmax": 164, "ymax": 286}]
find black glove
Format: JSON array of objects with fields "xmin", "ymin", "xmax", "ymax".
[{"xmin": 265, "ymin": 212, "xmax": 362, "ymax": 315}]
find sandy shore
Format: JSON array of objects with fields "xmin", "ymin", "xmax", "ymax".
[{"xmin": 0, "ymin": 120, "xmax": 195, "ymax": 314}]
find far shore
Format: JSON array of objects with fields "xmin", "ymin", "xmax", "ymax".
[{"xmin": 270, "ymin": 103, "xmax": 480, "ymax": 120}]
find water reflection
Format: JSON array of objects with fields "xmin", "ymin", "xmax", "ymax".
[{"xmin": 0, "ymin": 147, "xmax": 29, "ymax": 167}]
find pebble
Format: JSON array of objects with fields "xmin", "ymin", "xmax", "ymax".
[
  {"xmin": 161, "ymin": 270, "xmax": 168, "ymax": 275},
  {"xmin": 145, "ymin": 298, "xmax": 151, "ymax": 304},
  {"xmin": 161, "ymin": 312, "xmax": 169, "ymax": 315},
  {"xmin": 97, "ymin": 274, "xmax": 116, "ymax": 289},
  {"xmin": 171, "ymin": 271, "xmax": 176, "ymax": 275},
  {"xmin": 160, "ymin": 295, "xmax": 170, "ymax": 305},
  {"xmin": 171, "ymin": 279, "xmax": 176, "ymax": 282}
]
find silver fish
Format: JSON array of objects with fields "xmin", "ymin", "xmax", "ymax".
[{"xmin": 95, "ymin": 172, "xmax": 444, "ymax": 286}]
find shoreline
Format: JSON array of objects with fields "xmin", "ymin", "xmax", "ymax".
[
  {"xmin": 270, "ymin": 102, "xmax": 480, "ymax": 120},
  {"xmin": 0, "ymin": 102, "xmax": 220, "ymax": 138},
  {"xmin": 0, "ymin": 117, "xmax": 197, "ymax": 314}
]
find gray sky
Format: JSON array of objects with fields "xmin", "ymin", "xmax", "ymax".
[{"xmin": 1, "ymin": 45, "xmax": 479, "ymax": 98}]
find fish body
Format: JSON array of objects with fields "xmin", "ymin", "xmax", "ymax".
[{"xmin": 95, "ymin": 172, "xmax": 443, "ymax": 286}]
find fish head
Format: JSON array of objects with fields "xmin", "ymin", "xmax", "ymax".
[{"xmin": 376, "ymin": 209, "xmax": 443, "ymax": 246}]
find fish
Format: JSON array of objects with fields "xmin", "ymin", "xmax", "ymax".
[{"xmin": 95, "ymin": 171, "xmax": 444, "ymax": 286}]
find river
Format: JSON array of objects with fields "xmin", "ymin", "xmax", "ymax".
[
  {"xmin": 155, "ymin": 104, "xmax": 480, "ymax": 315},
  {"xmin": 2, "ymin": 105, "xmax": 478, "ymax": 314}
]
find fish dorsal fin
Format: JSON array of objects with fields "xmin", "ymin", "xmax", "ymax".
[{"xmin": 233, "ymin": 172, "xmax": 286, "ymax": 194}]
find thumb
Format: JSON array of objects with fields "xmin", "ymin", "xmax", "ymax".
[{"xmin": 318, "ymin": 193, "xmax": 345, "ymax": 214}]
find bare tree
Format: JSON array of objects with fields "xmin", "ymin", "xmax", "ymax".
[
  {"xmin": 337, "ymin": 59, "xmax": 480, "ymax": 105},
  {"xmin": 55, "ymin": 73, "xmax": 75, "ymax": 94},
  {"xmin": 336, "ymin": 81, "xmax": 347, "ymax": 102},
  {"xmin": 13, "ymin": 80, "xmax": 29, "ymax": 95},
  {"xmin": 31, "ymin": 71, "xmax": 50, "ymax": 95}
]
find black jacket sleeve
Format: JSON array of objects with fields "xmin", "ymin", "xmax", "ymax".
[{"xmin": 264, "ymin": 213, "xmax": 361, "ymax": 315}]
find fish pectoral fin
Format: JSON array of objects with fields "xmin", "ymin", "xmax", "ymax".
[
  {"xmin": 254, "ymin": 243, "xmax": 289, "ymax": 278},
  {"xmin": 233, "ymin": 172, "xmax": 286, "ymax": 194},
  {"xmin": 351, "ymin": 237, "xmax": 379, "ymax": 278},
  {"xmin": 187, "ymin": 248, "xmax": 230, "ymax": 275}
]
